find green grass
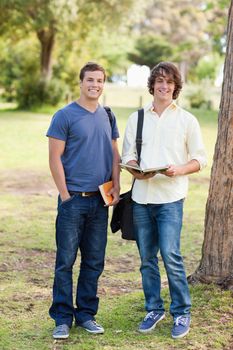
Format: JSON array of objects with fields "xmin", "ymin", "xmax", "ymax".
[{"xmin": 0, "ymin": 106, "xmax": 232, "ymax": 350}]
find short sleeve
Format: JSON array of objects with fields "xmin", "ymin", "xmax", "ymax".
[
  {"xmin": 46, "ymin": 110, "xmax": 69, "ymax": 141},
  {"xmin": 110, "ymin": 111, "xmax": 120, "ymax": 140}
]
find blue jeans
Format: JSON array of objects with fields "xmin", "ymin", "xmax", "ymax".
[
  {"xmin": 133, "ymin": 199, "xmax": 191, "ymax": 317},
  {"xmin": 49, "ymin": 194, "xmax": 108, "ymax": 327}
]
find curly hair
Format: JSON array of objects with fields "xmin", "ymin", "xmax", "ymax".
[
  {"xmin": 147, "ymin": 62, "xmax": 182, "ymax": 99},
  {"xmin": 79, "ymin": 62, "xmax": 106, "ymax": 82}
]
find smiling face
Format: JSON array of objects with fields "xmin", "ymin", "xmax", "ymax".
[
  {"xmin": 153, "ymin": 70, "xmax": 175, "ymax": 104},
  {"xmin": 80, "ymin": 70, "xmax": 105, "ymax": 101},
  {"xmin": 148, "ymin": 62, "xmax": 182, "ymax": 101}
]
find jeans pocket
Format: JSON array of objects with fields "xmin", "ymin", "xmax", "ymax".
[{"xmin": 60, "ymin": 195, "xmax": 75, "ymax": 206}]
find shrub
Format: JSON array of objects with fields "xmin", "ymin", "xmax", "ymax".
[
  {"xmin": 16, "ymin": 77, "xmax": 68, "ymax": 109},
  {"xmin": 188, "ymin": 90, "xmax": 212, "ymax": 109}
]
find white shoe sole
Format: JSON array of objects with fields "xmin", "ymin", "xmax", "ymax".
[
  {"xmin": 172, "ymin": 328, "xmax": 190, "ymax": 339},
  {"xmin": 78, "ymin": 324, "xmax": 104, "ymax": 334},
  {"xmin": 53, "ymin": 334, "xmax": 69, "ymax": 339},
  {"xmin": 138, "ymin": 313, "xmax": 165, "ymax": 333},
  {"xmin": 81, "ymin": 327, "xmax": 104, "ymax": 334}
]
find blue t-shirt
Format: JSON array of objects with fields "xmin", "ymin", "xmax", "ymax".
[{"xmin": 46, "ymin": 102, "xmax": 119, "ymax": 191}]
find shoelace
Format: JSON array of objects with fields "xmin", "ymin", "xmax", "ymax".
[
  {"xmin": 174, "ymin": 316, "xmax": 188, "ymax": 327},
  {"xmin": 144, "ymin": 311, "xmax": 156, "ymax": 321},
  {"xmin": 56, "ymin": 324, "xmax": 68, "ymax": 332},
  {"xmin": 91, "ymin": 321, "xmax": 101, "ymax": 328}
]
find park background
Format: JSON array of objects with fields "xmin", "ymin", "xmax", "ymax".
[{"xmin": 0, "ymin": 1, "xmax": 232, "ymax": 350}]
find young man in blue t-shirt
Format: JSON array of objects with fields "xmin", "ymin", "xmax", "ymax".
[{"xmin": 47, "ymin": 62, "xmax": 120, "ymax": 339}]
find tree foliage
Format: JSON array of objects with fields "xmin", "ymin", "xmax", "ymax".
[
  {"xmin": 134, "ymin": 0, "xmax": 209, "ymax": 63},
  {"xmin": 0, "ymin": 0, "xmax": 142, "ymax": 80},
  {"xmin": 205, "ymin": 0, "xmax": 229, "ymax": 54},
  {"xmin": 0, "ymin": 0, "xmax": 229, "ymax": 107},
  {"xmin": 1, "ymin": 0, "xmax": 80, "ymax": 80},
  {"xmin": 128, "ymin": 35, "xmax": 173, "ymax": 69},
  {"xmin": 128, "ymin": 0, "xmax": 228, "ymax": 79},
  {"xmin": 0, "ymin": 0, "xmax": 144, "ymax": 107},
  {"xmin": 194, "ymin": 53, "xmax": 223, "ymax": 82}
]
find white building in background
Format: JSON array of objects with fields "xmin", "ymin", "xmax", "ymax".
[{"xmin": 127, "ymin": 64, "xmax": 150, "ymax": 88}]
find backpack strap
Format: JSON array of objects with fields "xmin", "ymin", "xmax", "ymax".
[
  {"xmin": 130, "ymin": 108, "xmax": 144, "ymax": 190},
  {"xmin": 136, "ymin": 108, "xmax": 144, "ymax": 165},
  {"xmin": 104, "ymin": 106, "xmax": 113, "ymax": 127}
]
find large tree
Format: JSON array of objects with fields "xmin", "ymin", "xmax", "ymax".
[
  {"xmin": 190, "ymin": 0, "xmax": 233, "ymax": 290},
  {"xmin": 1, "ymin": 0, "xmax": 141, "ymax": 81},
  {"xmin": 1, "ymin": 0, "xmax": 79, "ymax": 81}
]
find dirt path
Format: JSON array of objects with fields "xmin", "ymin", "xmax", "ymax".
[{"xmin": 0, "ymin": 169, "xmax": 57, "ymax": 196}]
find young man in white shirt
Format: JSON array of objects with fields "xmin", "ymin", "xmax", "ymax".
[{"xmin": 122, "ymin": 62, "xmax": 207, "ymax": 339}]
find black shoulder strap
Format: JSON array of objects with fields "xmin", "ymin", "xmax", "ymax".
[
  {"xmin": 130, "ymin": 108, "xmax": 144, "ymax": 190},
  {"xmin": 104, "ymin": 106, "xmax": 113, "ymax": 127},
  {"xmin": 136, "ymin": 108, "xmax": 144, "ymax": 165}
]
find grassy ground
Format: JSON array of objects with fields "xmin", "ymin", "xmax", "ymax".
[{"xmin": 0, "ymin": 106, "xmax": 232, "ymax": 350}]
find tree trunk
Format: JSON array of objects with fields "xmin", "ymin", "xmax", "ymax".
[
  {"xmin": 189, "ymin": 1, "xmax": 233, "ymax": 290},
  {"xmin": 37, "ymin": 23, "xmax": 55, "ymax": 81}
]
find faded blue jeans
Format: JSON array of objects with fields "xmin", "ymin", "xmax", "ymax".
[
  {"xmin": 49, "ymin": 193, "xmax": 108, "ymax": 327},
  {"xmin": 133, "ymin": 199, "xmax": 191, "ymax": 317}
]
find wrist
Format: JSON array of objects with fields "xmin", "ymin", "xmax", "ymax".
[
  {"xmin": 127, "ymin": 160, "xmax": 138, "ymax": 166},
  {"xmin": 113, "ymin": 184, "xmax": 120, "ymax": 192},
  {"xmin": 178, "ymin": 166, "xmax": 186, "ymax": 176},
  {"xmin": 60, "ymin": 192, "xmax": 70, "ymax": 201}
]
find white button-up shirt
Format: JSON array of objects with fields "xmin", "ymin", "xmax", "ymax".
[{"xmin": 122, "ymin": 101, "xmax": 207, "ymax": 204}]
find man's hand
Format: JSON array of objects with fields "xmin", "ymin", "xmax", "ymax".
[
  {"xmin": 60, "ymin": 193, "xmax": 71, "ymax": 202},
  {"xmin": 130, "ymin": 170, "xmax": 156, "ymax": 180},
  {"xmin": 163, "ymin": 165, "xmax": 183, "ymax": 177},
  {"xmin": 106, "ymin": 186, "xmax": 120, "ymax": 206},
  {"xmin": 164, "ymin": 160, "xmax": 200, "ymax": 177},
  {"xmin": 126, "ymin": 160, "xmax": 156, "ymax": 180}
]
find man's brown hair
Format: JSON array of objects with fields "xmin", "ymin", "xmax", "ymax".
[
  {"xmin": 147, "ymin": 62, "xmax": 182, "ymax": 99},
  {"xmin": 79, "ymin": 62, "xmax": 106, "ymax": 81}
]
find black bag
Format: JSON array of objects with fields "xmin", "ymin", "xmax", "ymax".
[
  {"xmin": 110, "ymin": 190, "xmax": 134, "ymax": 240},
  {"xmin": 110, "ymin": 108, "xmax": 144, "ymax": 241}
]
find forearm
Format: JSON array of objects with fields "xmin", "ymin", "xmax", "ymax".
[
  {"xmin": 107, "ymin": 141, "xmax": 121, "ymax": 206},
  {"xmin": 165, "ymin": 159, "xmax": 200, "ymax": 177},
  {"xmin": 181, "ymin": 159, "xmax": 200, "ymax": 175},
  {"xmin": 49, "ymin": 156, "xmax": 70, "ymax": 200},
  {"xmin": 112, "ymin": 145, "xmax": 120, "ymax": 191}
]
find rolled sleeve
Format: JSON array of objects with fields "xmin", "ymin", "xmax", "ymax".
[{"xmin": 187, "ymin": 117, "xmax": 207, "ymax": 170}]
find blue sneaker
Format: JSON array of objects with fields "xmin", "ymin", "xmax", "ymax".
[
  {"xmin": 172, "ymin": 315, "xmax": 191, "ymax": 339},
  {"xmin": 138, "ymin": 311, "xmax": 165, "ymax": 333},
  {"xmin": 78, "ymin": 320, "xmax": 104, "ymax": 334},
  {"xmin": 52, "ymin": 324, "xmax": 70, "ymax": 339}
]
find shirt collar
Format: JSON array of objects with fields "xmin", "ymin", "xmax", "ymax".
[{"xmin": 147, "ymin": 100, "xmax": 177, "ymax": 113}]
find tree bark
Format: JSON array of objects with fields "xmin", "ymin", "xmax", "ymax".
[
  {"xmin": 37, "ymin": 23, "xmax": 56, "ymax": 81},
  {"xmin": 189, "ymin": 1, "xmax": 233, "ymax": 290}
]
